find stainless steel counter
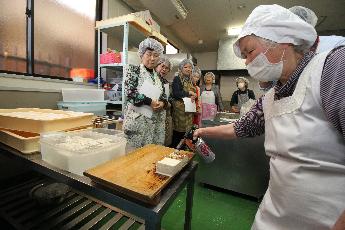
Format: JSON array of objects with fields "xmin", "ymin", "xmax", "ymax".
[
  {"xmin": 0, "ymin": 143, "xmax": 198, "ymax": 230},
  {"xmin": 197, "ymin": 119, "xmax": 269, "ymax": 199}
]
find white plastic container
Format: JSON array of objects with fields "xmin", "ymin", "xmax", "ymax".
[
  {"xmin": 62, "ymin": 88, "xmax": 105, "ymax": 102},
  {"xmin": 40, "ymin": 129, "xmax": 127, "ymax": 175},
  {"xmin": 57, "ymin": 101, "xmax": 107, "ymax": 116}
]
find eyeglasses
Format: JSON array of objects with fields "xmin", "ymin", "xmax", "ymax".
[{"xmin": 144, "ymin": 52, "xmax": 160, "ymax": 59}]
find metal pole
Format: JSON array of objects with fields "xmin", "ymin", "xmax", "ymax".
[
  {"xmin": 95, "ymin": 0, "xmax": 102, "ymax": 84},
  {"xmin": 184, "ymin": 172, "xmax": 195, "ymax": 230},
  {"xmin": 25, "ymin": 0, "xmax": 34, "ymax": 74}
]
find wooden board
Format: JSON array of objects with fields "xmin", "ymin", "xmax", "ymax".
[
  {"xmin": 95, "ymin": 14, "xmax": 168, "ymax": 45},
  {"xmin": 84, "ymin": 144, "xmax": 193, "ymax": 204}
]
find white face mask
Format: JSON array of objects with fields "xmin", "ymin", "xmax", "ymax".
[{"xmin": 247, "ymin": 48, "xmax": 285, "ymax": 82}]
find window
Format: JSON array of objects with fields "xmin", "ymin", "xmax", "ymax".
[
  {"xmin": 35, "ymin": 0, "xmax": 96, "ymax": 78},
  {"xmin": 165, "ymin": 42, "xmax": 179, "ymax": 54},
  {"xmin": 0, "ymin": 0, "xmax": 98, "ymax": 79},
  {"xmin": 0, "ymin": 0, "xmax": 27, "ymax": 73}
]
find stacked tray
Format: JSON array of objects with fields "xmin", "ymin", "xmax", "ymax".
[{"xmin": 0, "ymin": 108, "xmax": 94, "ymax": 154}]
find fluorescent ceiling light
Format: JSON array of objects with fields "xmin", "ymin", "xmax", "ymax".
[
  {"xmin": 227, "ymin": 27, "xmax": 242, "ymax": 36},
  {"xmin": 170, "ymin": 0, "xmax": 188, "ymax": 19}
]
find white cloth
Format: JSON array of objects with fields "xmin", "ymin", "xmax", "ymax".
[
  {"xmin": 317, "ymin": 35, "xmax": 345, "ymax": 53},
  {"xmin": 201, "ymin": 90, "xmax": 217, "ymax": 120},
  {"xmin": 201, "ymin": 90, "xmax": 215, "ymax": 104},
  {"xmin": 233, "ymin": 4, "xmax": 317, "ymax": 58},
  {"xmin": 254, "ymin": 51, "xmax": 345, "ymax": 229}
]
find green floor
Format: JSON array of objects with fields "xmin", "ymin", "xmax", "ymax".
[{"xmin": 162, "ymin": 174, "xmax": 259, "ymax": 230}]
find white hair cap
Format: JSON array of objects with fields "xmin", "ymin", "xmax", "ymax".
[
  {"xmin": 178, "ymin": 59, "xmax": 194, "ymax": 71},
  {"xmin": 233, "ymin": 4, "xmax": 317, "ymax": 58},
  {"xmin": 157, "ymin": 56, "xmax": 173, "ymax": 71},
  {"xmin": 138, "ymin": 37, "xmax": 164, "ymax": 58},
  {"xmin": 204, "ymin": 72, "xmax": 215, "ymax": 81},
  {"xmin": 192, "ymin": 66, "xmax": 201, "ymax": 76},
  {"xmin": 289, "ymin": 6, "xmax": 318, "ymax": 27}
]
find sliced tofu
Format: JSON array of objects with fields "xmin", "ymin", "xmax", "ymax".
[{"xmin": 156, "ymin": 157, "xmax": 183, "ymax": 177}]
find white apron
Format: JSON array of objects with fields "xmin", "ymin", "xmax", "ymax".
[
  {"xmin": 201, "ymin": 90, "xmax": 217, "ymax": 120},
  {"xmin": 253, "ymin": 51, "xmax": 345, "ymax": 230},
  {"xmin": 123, "ymin": 64, "xmax": 166, "ymax": 148}
]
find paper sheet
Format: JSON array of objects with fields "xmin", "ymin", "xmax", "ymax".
[
  {"xmin": 133, "ymin": 80, "xmax": 161, "ymax": 118},
  {"xmin": 164, "ymin": 83, "xmax": 170, "ymax": 100},
  {"xmin": 182, "ymin": 97, "xmax": 196, "ymax": 112}
]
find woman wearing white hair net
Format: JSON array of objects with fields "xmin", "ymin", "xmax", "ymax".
[
  {"xmin": 194, "ymin": 4, "xmax": 345, "ymax": 230},
  {"xmin": 171, "ymin": 58, "xmax": 196, "ymax": 148},
  {"xmin": 155, "ymin": 56, "xmax": 173, "ymax": 146},
  {"xmin": 230, "ymin": 77, "xmax": 255, "ymax": 113},
  {"xmin": 123, "ymin": 37, "xmax": 167, "ymax": 147},
  {"xmin": 200, "ymin": 72, "xmax": 224, "ymax": 120}
]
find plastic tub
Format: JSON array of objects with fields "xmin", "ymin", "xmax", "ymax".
[
  {"xmin": 62, "ymin": 88, "xmax": 105, "ymax": 102},
  {"xmin": 57, "ymin": 101, "xmax": 107, "ymax": 116},
  {"xmin": 40, "ymin": 129, "xmax": 127, "ymax": 175}
]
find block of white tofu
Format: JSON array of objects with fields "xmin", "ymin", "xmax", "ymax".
[{"xmin": 156, "ymin": 157, "xmax": 184, "ymax": 177}]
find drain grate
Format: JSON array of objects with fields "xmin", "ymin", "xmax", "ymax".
[{"xmin": 0, "ymin": 175, "xmax": 145, "ymax": 230}]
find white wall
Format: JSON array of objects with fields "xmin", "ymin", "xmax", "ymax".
[
  {"xmin": 193, "ymin": 52, "xmax": 217, "ymax": 70},
  {"xmin": 217, "ymin": 37, "xmax": 246, "ymax": 70},
  {"xmin": 0, "ymin": 73, "xmax": 96, "ymax": 109}
]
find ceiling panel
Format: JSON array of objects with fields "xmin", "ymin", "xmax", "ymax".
[{"xmin": 123, "ymin": 0, "xmax": 345, "ymax": 52}]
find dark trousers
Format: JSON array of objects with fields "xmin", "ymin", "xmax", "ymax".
[{"xmin": 171, "ymin": 130, "xmax": 186, "ymax": 148}]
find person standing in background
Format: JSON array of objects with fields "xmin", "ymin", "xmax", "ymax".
[
  {"xmin": 230, "ymin": 77, "xmax": 255, "ymax": 113},
  {"xmin": 200, "ymin": 72, "xmax": 224, "ymax": 120},
  {"xmin": 156, "ymin": 56, "xmax": 173, "ymax": 146},
  {"xmin": 123, "ymin": 38, "xmax": 167, "ymax": 148},
  {"xmin": 171, "ymin": 59, "xmax": 196, "ymax": 148},
  {"xmin": 191, "ymin": 66, "xmax": 202, "ymax": 127}
]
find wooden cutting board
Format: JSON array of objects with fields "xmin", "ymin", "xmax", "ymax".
[{"xmin": 84, "ymin": 144, "xmax": 194, "ymax": 204}]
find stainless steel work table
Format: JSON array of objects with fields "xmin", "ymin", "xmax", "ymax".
[{"xmin": 0, "ymin": 143, "xmax": 198, "ymax": 230}]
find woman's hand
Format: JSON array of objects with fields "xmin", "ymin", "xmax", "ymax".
[
  {"xmin": 231, "ymin": 106, "xmax": 240, "ymax": 113},
  {"xmin": 190, "ymin": 95, "xmax": 196, "ymax": 102},
  {"xmin": 193, "ymin": 124, "xmax": 237, "ymax": 140},
  {"xmin": 193, "ymin": 128, "xmax": 203, "ymax": 139},
  {"xmin": 152, "ymin": 100, "xmax": 165, "ymax": 111},
  {"xmin": 189, "ymin": 91, "xmax": 196, "ymax": 97},
  {"xmin": 150, "ymin": 100, "xmax": 159, "ymax": 109}
]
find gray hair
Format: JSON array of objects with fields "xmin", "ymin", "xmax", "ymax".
[
  {"xmin": 138, "ymin": 38, "xmax": 164, "ymax": 58},
  {"xmin": 157, "ymin": 56, "xmax": 173, "ymax": 71},
  {"xmin": 289, "ymin": 6, "xmax": 318, "ymax": 27},
  {"xmin": 178, "ymin": 59, "xmax": 194, "ymax": 71},
  {"xmin": 204, "ymin": 72, "xmax": 215, "ymax": 81},
  {"xmin": 236, "ymin": 77, "xmax": 249, "ymax": 87},
  {"xmin": 192, "ymin": 66, "xmax": 201, "ymax": 77}
]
